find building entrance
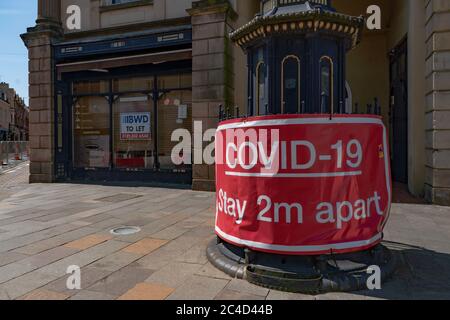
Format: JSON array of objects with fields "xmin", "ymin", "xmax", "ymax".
[
  {"xmin": 389, "ymin": 39, "xmax": 408, "ymax": 184},
  {"xmin": 59, "ymin": 71, "xmax": 193, "ymax": 186}
]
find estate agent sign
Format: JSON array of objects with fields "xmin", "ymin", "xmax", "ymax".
[{"xmin": 120, "ymin": 112, "xmax": 151, "ymax": 140}]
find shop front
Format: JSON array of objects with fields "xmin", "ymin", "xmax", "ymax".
[{"xmin": 53, "ymin": 27, "xmax": 193, "ymax": 186}]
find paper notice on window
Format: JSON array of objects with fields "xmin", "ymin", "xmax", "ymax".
[
  {"xmin": 89, "ymin": 150, "xmax": 107, "ymax": 167},
  {"xmin": 178, "ymin": 105, "xmax": 188, "ymax": 120}
]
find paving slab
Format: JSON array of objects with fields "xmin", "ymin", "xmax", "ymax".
[
  {"xmin": 64, "ymin": 234, "xmax": 113, "ymax": 251},
  {"xmin": 69, "ymin": 290, "xmax": 116, "ymax": 300},
  {"xmin": 12, "ymin": 226, "xmax": 99, "ymax": 255},
  {"xmin": 88, "ymin": 265, "xmax": 154, "ymax": 297},
  {"xmin": 224, "ymin": 278, "xmax": 270, "ymax": 298},
  {"xmin": 118, "ymin": 283, "xmax": 174, "ymax": 300},
  {"xmin": 145, "ymin": 262, "xmax": 204, "ymax": 288},
  {"xmin": 0, "ymin": 271, "xmax": 59, "ymax": 300},
  {"xmin": 43, "ymin": 266, "xmax": 114, "ymax": 296},
  {"xmin": 122, "ymin": 238, "xmax": 168, "ymax": 255},
  {"xmin": 18, "ymin": 289, "xmax": 70, "ymax": 300},
  {"xmin": 38, "ymin": 240, "xmax": 129, "ymax": 277},
  {"xmin": 167, "ymin": 275, "xmax": 230, "ymax": 300},
  {"xmin": 89, "ymin": 251, "xmax": 142, "ymax": 272},
  {"xmin": 0, "ymin": 164, "xmax": 448, "ymax": 300},
  {"xmin": 0, "ymin": 251, "xmax": 29, "ymax": 267},
  {"xmin": 215, "ymin": 289, "xmax": 266, "ymax": 300}
]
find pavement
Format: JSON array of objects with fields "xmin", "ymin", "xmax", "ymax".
[{"xmin": 0, "ymin": 162, "xmax": 449, "ymax": 300}]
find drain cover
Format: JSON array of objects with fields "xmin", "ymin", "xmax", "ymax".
[{"xmin": 110, "ymin": 226, "xmax": 141, "ymax": 236}]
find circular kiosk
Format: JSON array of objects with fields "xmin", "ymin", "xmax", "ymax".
[{"xmin": 207, "ymin": 0, "xmax": 397, "ymax": 294}]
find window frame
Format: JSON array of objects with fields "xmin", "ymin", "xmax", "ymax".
[
  {"xmin": 100, "ymin": 0, "xmax": 153, "ymax": 12},
  {"xmin": 255, "ymin": 60, "xmax": 266, "ymax": 116},
  {"xmin": 281, "ymin": 54, "xmax": 301, "ymax": 114},
  {"xmin": 319, "ymin": 55, "xmax": 334, "ymax": 115}
]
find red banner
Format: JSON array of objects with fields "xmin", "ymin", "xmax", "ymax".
[{"xmin": 215, "ymin": 115, "xmax": 392, "ymax": 255}]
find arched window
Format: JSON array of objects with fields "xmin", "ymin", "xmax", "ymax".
[
  {"xmin": 281, "ymin": 55, "xmax": 300, "ymax": 114},
  {"xmin": 320, "ymin": 56, "xmax": 333, "ymax": 114},
  {"xmin": 255, "ymin": 61, "xmax": 266, "ymax": 115}
]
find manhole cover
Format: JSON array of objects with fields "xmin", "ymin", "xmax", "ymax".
[{"xmin": 110, "ymin": 226, "xmax": 141, "ymax": 236}]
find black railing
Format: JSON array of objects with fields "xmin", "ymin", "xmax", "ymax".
[
  {"xmin": 262, "ymin": 0, "xmax": 332, "ymax": 12},
  {"xmin": 354, "ymin": 98, "xmax": 382, "ymax": 116},
  {"xmin": 278, "ymin": 0, "xmax": 331, "ymax": 7},
  {"xmin": 218, "ymin": 97, "xmax": 382, "ymax": 121}
]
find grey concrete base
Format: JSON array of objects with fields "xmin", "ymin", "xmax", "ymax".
[{"xmin": 207, "ymin": 238, "xmax": 398, "ymax": 295}]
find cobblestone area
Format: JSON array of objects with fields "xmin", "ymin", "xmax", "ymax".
[{"xmin": 0, "ymin": 164, "xmax": 448, "ymax": 300}]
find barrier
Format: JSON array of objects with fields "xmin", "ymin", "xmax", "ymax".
[{"xmin": 0, "ymin": 141, "xmax": 29, "ymax": 166}]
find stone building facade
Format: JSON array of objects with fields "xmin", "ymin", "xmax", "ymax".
[
  {"xmin": 0, "ymin": 83, "xmax": 29, "ymax": 141},
  {"xmin": 21, "ymin": 0, "xmax": 450, "ymax": 205},
  {"xmin": 424, "ymin": 0, "xmax": 450, "ymax": 204}
]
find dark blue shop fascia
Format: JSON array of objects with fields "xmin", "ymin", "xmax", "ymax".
[
  {"xmin": 53, "ymin": 25, "xmax": 193, "ymax": 186},
  {"xmin": 54, "ymin": 24, "xmax": 192, "ymax": 62}
]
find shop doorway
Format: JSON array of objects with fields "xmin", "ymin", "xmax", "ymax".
[
  {"xmin": 389, "ymin": 39, "xmax": 408, "ymax": 184},
  {"xmin": 62, "ymin": 72, "xmax": 193, "ymax": 186}
]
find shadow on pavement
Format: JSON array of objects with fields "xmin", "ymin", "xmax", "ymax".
[{"xmin": 353, "ymin": 241, "xmax": 450, "ymax": 300}]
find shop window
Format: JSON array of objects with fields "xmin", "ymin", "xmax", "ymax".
[
  {"xmin": 73, "ymin": 80, "xmax": 109, "ymax": 95},
  {"xmin": 73, "ymin": 96, "xmax": 110, "ymax": 168},
  {"xmin": 113, "ymin": 93, "xmax": 153, "ymax": 169},
  {"xmin": 158, "ymin": 90, "xmax": 192, "ymax": 171},
  {"xmin": 281, "ymin": 55, "xmax": 300, "ymax": 114},
  {"xmin": 255, "ymin": 61, "xmax": 266, "ymax": 115},
  {"xmin": 71, "ymin": 73, "xmax": 192, "ymax": 172},
  {"xmin": 112, "ymin": 77, "xmax": 153, "ymax": 93},
  {"xmin": 320, "ymin": 56, "xmax": 333, "ymax": 114},
  {"xmin": 158, "ymin": 74, "xmax": 192, "ymax": 90},
  {"xmin": 345, "ymin": 81, "xmax": 353, "ymax": 114}
]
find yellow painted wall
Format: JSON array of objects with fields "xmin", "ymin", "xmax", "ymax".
[
  {"xmin": 231, "ymin": 0, "xmax": 260, "ymax": 114},
  {"xmin": 335, "ymin": 0, "xmax": 395, "ymax": 127}
]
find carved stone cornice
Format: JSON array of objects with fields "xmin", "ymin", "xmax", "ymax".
[
  {"xmin": 231, "ymin": 9, "xmax": 364, "ymax": 50},
  {"xmin": 187, "ymin": 0, "xmax": 237, "ymax": 20}
]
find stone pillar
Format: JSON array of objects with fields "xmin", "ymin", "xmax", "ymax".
[
  {"xmin": 37, "ymin": 0, "xmax": 61, "ymax": 25},
  {"xmin": 21, "ymin": 0, "xmax": 62, "ymax": 183},
  {"xmin": 424, "ymin": 0, "xmax": 450, "ymax": 205},
  {"xmin": 188, "ymin": 0, "xmax": 237, "ymax": 191}
]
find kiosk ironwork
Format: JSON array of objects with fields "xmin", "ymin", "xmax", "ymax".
[{"xmin": 207, "ymin": 0, "xmax": 397, "ymax": 293}]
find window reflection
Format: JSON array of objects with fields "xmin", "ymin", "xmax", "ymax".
[
  {"xmin": 113, "ymin": 77, "xmax": 153, "ymax": 92},
  {"xmin": 73, "ymin": 80, "xmax": 109, "ymax": 95},
  {"xmin": 73, "ymin": 96, "xmax": 110, "ymax": 168},
  {"xmin": 72, "ymin": 74, "xmax": 192, "ymax": 172},
  {"xmin": 256, "ymin": 61, "xmax": 266, "ymax": 115},
  {"xmin": 320, "ymin": 56, "xmax": 333, "ymax": 114},
  {"xmin": 158, "ymin": 90, "xmax": 192, "ymax": 171},
  {"xmin": 113, "ymin": 94, "xmax": 153, "ymax": 169},
  {"xmin": 282, "ymin": 55, "xmax": 300, "ymax": 114}
]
